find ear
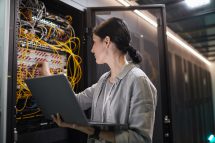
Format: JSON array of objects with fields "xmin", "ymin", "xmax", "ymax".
[{"xmin": 104, "ymin": 36, "xmax": 111, "ymax": 46}]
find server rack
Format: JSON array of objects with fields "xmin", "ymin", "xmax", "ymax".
[
  {"xmin": 168, "ymin": 52, "xmax": 214, "ymax": 143},
  {"xmin": 8, "ymin": 0, "xmax": 87, "ymax": 142}
]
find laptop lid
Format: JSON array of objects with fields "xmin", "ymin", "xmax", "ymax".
[
  {"xmin": 25, "ymin": 74, "xmax": 89, "ymax": 126},
  {"xmin": 25, "ymin": 74, "xmax": 128, "ymax": 130}
]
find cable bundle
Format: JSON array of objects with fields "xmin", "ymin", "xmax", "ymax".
[{"xmin": 17, "ymin": 0, "xmax": 82, "ymax": 120}]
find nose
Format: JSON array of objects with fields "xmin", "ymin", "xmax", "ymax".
[{"xmin": 91, "ymin": 45, "xmax": 94, "ymax": 53}]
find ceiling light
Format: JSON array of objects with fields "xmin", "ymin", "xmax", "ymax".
[
  {"xmin": 134, "ymin": 10, "xmax": 158, "ymax": 27},
  {"xmin": 185, "ymin": 0, "xmax": 210, "ymax": 8},
  {"xmin": 166, "ymin": 31, "xmax": 211, "ymax": 65},
  {"xmin": 117, "ymin": 0, "xmax": 130, "ymax": 7}
]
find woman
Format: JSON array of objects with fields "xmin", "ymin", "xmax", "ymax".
[{"xmin": 40, "ymin": 17, "xmax": 157, "ymax": 143}]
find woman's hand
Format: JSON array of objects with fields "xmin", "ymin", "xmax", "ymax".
[
  {"xmin": 51, "ymin": 113, "xmax": 71, "ymax": 128},
  {"xmin": 52, "ymin": 113, "xmax": 115, "ymax": 142},
  {"xmin": 52, "ymin": 113, "xmax": 95, "ymax": 135},
  {"xmin": 37, "ymin": 61, "xmax": 51, "ymax": 76}
]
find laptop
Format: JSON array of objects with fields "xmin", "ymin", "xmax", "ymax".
[{"xmin": 25, "ymin": 74, "xmax": 127, "ymax": 130}]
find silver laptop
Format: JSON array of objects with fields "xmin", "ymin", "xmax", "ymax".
[{"xmin": 25, "ymin": 74, "xmax": 127, "ymax": 130}]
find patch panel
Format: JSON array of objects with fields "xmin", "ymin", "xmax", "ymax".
[{"xmin": 17, "ymin": 47, "xmax": 67, "ymax": 71}]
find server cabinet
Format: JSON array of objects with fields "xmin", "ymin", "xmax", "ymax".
[
  {"xmin": 8, "ymin": 0, "xmax": 87, "ymax": 142},
  {"xmin": 168, "ymin": 54, "xmax": 214, "ymax": 143}
]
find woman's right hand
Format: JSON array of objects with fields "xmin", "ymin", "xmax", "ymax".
[{"xmin": 37, "ymin": 62, "xmax": 51, "ymax": 76}]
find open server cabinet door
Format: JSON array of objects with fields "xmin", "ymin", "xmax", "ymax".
[{"xmin": 85, "ymin": 6, "xmax": 171, "ymax": 143}]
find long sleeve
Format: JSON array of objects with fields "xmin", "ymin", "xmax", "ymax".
[
  {"xmin": 75, "ymin": 83, "xmax": 97, "ymax": 110},
  {"xmin": 115, "ymin": 76, "xmax": 157, "ymax": 143}
]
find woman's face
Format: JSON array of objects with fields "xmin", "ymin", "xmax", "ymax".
[{"xmin": 91, "ymin": 34, "xmax": 109, "ymax": 64}]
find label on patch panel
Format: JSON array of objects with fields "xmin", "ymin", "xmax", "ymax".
[{"xmin": 17, "ymin": 47, "xmax": 67, "ymax": 76}]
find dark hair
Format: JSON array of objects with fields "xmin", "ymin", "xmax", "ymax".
[{"xmin": 93, "ymin": 17, "xmax": 142, "ymax": 64}]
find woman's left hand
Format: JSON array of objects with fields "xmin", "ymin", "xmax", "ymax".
[
  {"xmin": 52, "ymin": 113, "xmax": 95, "ymax": 135},
  {"xmin": 51, "ymin": 113, "xmax": 71, "ymax": 128}
]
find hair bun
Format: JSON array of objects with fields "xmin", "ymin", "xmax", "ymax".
[{"xmin": 127, "ymin": 46, "xmax": 142, "ymax": 64}]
